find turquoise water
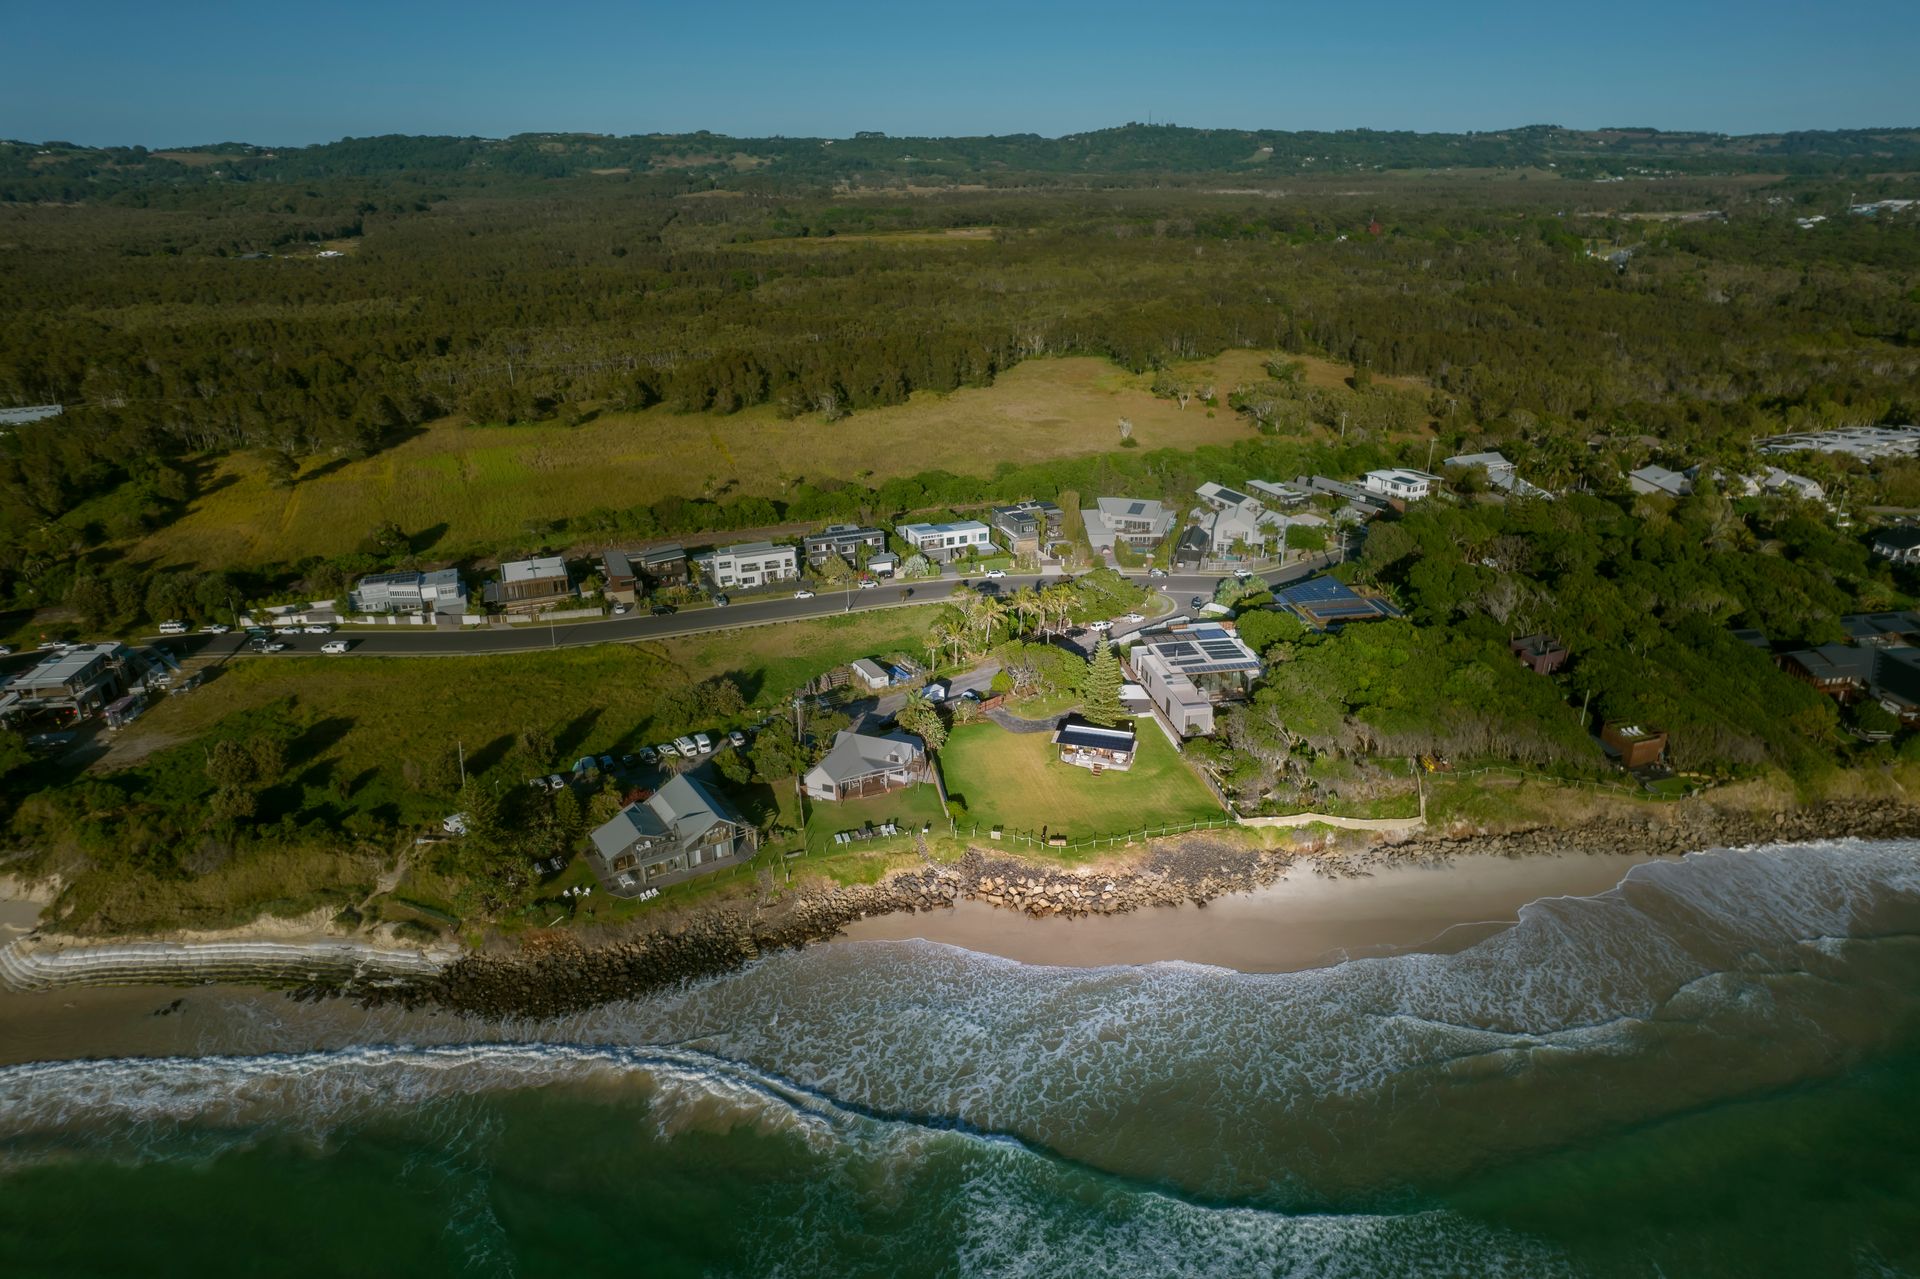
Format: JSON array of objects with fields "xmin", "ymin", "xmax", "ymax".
[{"xmin": 3, "ymin": 840, "xmax": 1919, "ymax": 1277}]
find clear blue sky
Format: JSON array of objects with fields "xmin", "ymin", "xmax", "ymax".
[{"xmin": 2, "ymin": 0, "xmax": 1911, "ymax": 146}]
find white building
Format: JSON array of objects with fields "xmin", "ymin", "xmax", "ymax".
[
  {"xmin": 693, "ymin": 541, "xmax": 799, "ymax": 590},
  {"xmin": 349, "ymin": 568, "xmax": 468, "ymax": 616},
  {"xmin": 1082, "ymin": 498, "xmax": 1177, "ymax": 554},
  {"xmin": 894, "ymin": 520, "xmax": 992, "ymax": 563},
  {"xmin": 1361, "ymin": 469, "xmax": 1438, "ymax": 502}
]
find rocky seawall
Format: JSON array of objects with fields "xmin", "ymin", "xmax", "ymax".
[{"xmin": 381, "ymin": 798, "xmax": 1920, "ymax": 1019}]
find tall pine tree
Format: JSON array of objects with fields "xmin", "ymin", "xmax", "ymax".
[{"xmin": 1080, "ymin": 639, "xmax": 1126, "ymax": 727}]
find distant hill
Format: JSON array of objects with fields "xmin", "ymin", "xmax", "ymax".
[{"xmin": 6, "ymin": 122, "xmax": 1920, "ymax": 200}]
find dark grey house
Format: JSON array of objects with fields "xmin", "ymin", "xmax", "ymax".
[
  {"xmin": 585, "ymin": 774, "xmax": 758, "ymax": 894},
  {"xmin": 803, "ymin": 524, "xmax": 887, "ymax": 568},
  {"xmin": 990, "ymin": 501, "xmax": 1064, "ymax": 556}
]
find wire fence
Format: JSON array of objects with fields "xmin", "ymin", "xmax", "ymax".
[{"xmin": 953, "ymin": 816, "xmax": 1237, "ymax": 852}]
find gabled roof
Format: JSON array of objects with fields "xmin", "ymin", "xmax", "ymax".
[
  {"xmin": 808, "ymin": 729, "xmax": 925, "ymax": 785},
  {"xmin": 590, "ymin": 774, "xmax": 744, "ymax": 860},
  {"xmin": 1445, "ymin": 451, "xmax": 1514, "ymax": 472}
]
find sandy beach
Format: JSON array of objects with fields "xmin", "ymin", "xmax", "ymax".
[{"xmin": 837, "ymin": 849, "xmax": 1678, "ymax": 972}]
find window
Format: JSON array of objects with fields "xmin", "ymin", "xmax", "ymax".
[{"xmin": 644, "ymin": 856, "xmax": 684, "ymax": 881}]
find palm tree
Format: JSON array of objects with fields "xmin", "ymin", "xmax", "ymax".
[{"xmin": 974, "ymin": 594, "xmax": 1009, "ymax": 649}]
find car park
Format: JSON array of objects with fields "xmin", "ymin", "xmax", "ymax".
[
  {"xmin": 794, "ymin": 589, "xmax": 815, "ymax": 599},
  {"xmin": 727, "ymin": 730, "xmax": 747, "ymax": 748},
  {"xmin": 320, "ymin": 639, "xmax": 350, "ymax": 655},
  {"xmin": 158, "ymin": 620, "xmax": 189, "ymax": 635},
  {"xmin": 674, "ymin": 735, "xmax": 699, "ymax": 756}
]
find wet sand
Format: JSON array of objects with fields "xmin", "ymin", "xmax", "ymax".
[{"xmin": 837, "ymin": 850, "xmax": 1678, "ymax": 972}]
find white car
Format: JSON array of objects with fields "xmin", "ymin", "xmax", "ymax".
[
  {"xmin": 1087, "ymin": 619, "xmax": 1113, "ymax": 632},
  {"xmin": 655, "ymin": 741, "xmax": 679, "ymax": 758},
  {"xmin": 202, "ymin": 623, "xmax": 231, "ymax": 634},
  {"xmin": 274, "ymin": 625, "xmax": 301, "ymax": 635},
  {"xmin": 260, "ymin": 641, "xmax": 288, "ymax": 654},
  {"xmin": 304, "ymin": 624, "xmax": 333, "ymax": 634},
  {"xmin": 610, "ymin": 602, "xmax": 630, "ymax": 616},
  {"xmin": 984, "ymin": 569, "xmax": 1007, "ymax": 579},
  {"xmin": 727, "ymin": 730, "xmax": 747, "ymax": 748},
  {"xmin": 1233, "ymin": 568, "xmax": 1254, "ymax": 580},
  {"xmin": 1122, "ymin": 612, "xmax": 1145, "ymax": 624},
  {"xmin": 793, "ymin": 589, "xmax": 815, "ymax": 599},
  {"xmin": 858, "ymin": 579, "xmax": 879, "ymax": 590},
  {"xmin": 674, "ymin": 735, "xmax": 699, "ymax": 756},
  {"xmin": 320, "ymin": 639, "xmax": 350, "ymax": 655},
  {"xmin": 158, "ymin": 620, "xmax": 189, "ymax": 635},
  {"xmin": 693, "ymin": 732, "xmax": 713, "ymax": 754}
]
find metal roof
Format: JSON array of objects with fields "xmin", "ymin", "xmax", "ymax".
[
  {"xmin": 1054, "ymin": 722, "xmax": 1136, "ymax": 751},
  {"xmin": 501, "ymin": 556, "xmax": 567, "ymax": 583}
]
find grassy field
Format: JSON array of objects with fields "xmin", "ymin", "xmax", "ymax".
[
  {"xmin": 940, "ymin": 720, "xmax": 1223, "ymax": 847},
  {"xmin": 803, "ymin": 782, "xmax": 948, "ymax": 855},
  {"xmin": 129, "ymin": 352, "xmax": 1280, "ymax": 570}
]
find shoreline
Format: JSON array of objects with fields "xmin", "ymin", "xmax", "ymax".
[{"xmin": 6, "ymin": 797, "xmax": 1918, "ymax": 1021}]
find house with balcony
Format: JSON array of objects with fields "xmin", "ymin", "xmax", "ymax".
[
  {"xmin": 803, "ymin": 524, "xmax": 887, "ymax": 568},
  {"xmin": 895, "ymin": 520, "xmax": 993, "ymax": 563},
  {"xmin": 990, "ymin": 501, "xmax": 1064, "ymax": 556},
  {"xmin": 1053, "ymin": 717, "xmax": 1137, "ymax": 773},
  {"xmin": 1362, "ymin": 469, "xmax": 1438, "ymax": 502},
  {"xmin": 693, "ymin": 541, "xmax": 800, "ymax": 591},
  {"xmin": 0, "ymin": 643, "xmax": 146, "ymax": 722},
  {"xmin": 1125, "ymin": 622, "xmax": 1263, "ymax": 736},
  {"xmin": 601, "ymin": 550, "xmax": 643, "ymax": 603},
  {"xmin": 485, "ymin": 556, "xmax": 574, "ymax": 613},
  {"xmin": 803, "ymin": 729, "xmax": 929, "ymax": 801},
  {"xmin": 586, "ymin": 774, "xmax": 759, "ymax": 895},
  {"xmin": 638, "ymin": 544, "xmax": 690, "ymax": 591},
  {"xmin": 1872, "ymin": 527, "xmax": 1920, "ymax": 566},
  {"xmin": 349, "ymin": 568, "xmax": 469, "ymax": 616},
  {"xmin": 1083, "ymin": 498, "xmax": 1176, "ymax": 555}
]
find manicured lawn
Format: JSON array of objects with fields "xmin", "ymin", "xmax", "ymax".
[
  {"xmin": 940, "ymin": 720, "xmax": 1224, "ymax": 845},
  {"xmin": 803, "ymin": 782, "xmax": 947, "ymax": 855}
]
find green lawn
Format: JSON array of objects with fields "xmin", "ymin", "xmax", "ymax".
[
  {"xmin": 803, "ymin": 782, "xmax": 947, "ymax": 855},
  {"xmin": 940, "ymin": 720, "xmax": 1223, "ymax": 846}
]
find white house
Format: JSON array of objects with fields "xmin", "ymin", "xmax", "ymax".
[
  {"xmin": 1872, "ymin": 527, "xmax": 1920, "ymax": 566},
  {"xmin": 692, "ymin": 541, "xmax": 799, "ymax": 590},
  {"xmin": 850, "ymin": 658, "xmax": 892, "ymax": 690},
  {"xmin": 349, "ymin": 568, "xmax": 469, "ymax": 616},
  {"xmin": 1627, "ymin": 465, "xmax": 1694, "ymax": 498},
  {"xmin": 803, "ymin": 730, "xmax": 928, "ymax": 801},
  {"xmin": 1361, "ymin": 469, "xmax": 1438, "ymax": 502},
  {"xmin": 895, "ymin": 520, "xmax": 992, "ymax": 563}
]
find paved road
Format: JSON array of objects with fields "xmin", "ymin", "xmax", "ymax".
[{"xmin": 8, "ymin": 555, "xmax": 1342, "ymax": 671}]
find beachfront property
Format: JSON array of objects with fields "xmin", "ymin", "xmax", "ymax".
[
  {"xmin": 1362, "ymin": 469, "xmax": 1439, "ymax": 502},
  {"xmin": 1601, "ymin": 721, "xmax": 1668, "ymax": 768},
  {"xmin": 693, "ymin": 541, "xmax": 800, "ymax": 591},
  {"xmin": 586, "ymin": 774, "xmax": 759, "ymax": 894},
  {"xmin": 803, "ymin": 524, "xmax": 887, "ymax": 568},
  {"xmin": 990, "ymin": 500, "xmax": 1065, "ymax": 557},
  {"xmin": 1443, "ymin": 452, "xmax": 1553, "ymax": 500},
  {"xmin": 0, "ymin": 642, "xmax": 147, "ymax": 721},
  {"xmin": 803, "ymin": 729, "xmax": 929, "ymax": 800},
  {"xmin": 1780, "ymin": 644, "xmax": 1876, "ymax": 698},
  {"xmin": 1755, "ymin": 425, "xmax": 1920, "ymax": 461},
  {"xmin": 1125, "ymin": 622, "xmax": 1263, "ymax": 736},
  {"xmin": 1627, "ymin": 465, "xmax": 1694, "ymax": 498},
  {"xmin": 1873, "ymin": 648, "xmax": 1920, "ymax": 724},
  {"xmin": 895, "ymin": 519, "xmax": 993, "ymax": 563},
  {"xmin": 1872, "ymin": 527, "xmax": 1920, "ymax": 566},
  {"xmin": 1083, "ymin": 497, "xmax": 1177, "ymax": 555},
  {"xmin": 485, "ymin": 556, "xmax": 574, "ymax": 613},
  {"xmin": 349, "ymin": 568, "xmax": 469, "ymax": 617},
  {"xmin": 1273, "ymin": 576, "xmax": 1403, "ymax": 630},
  {"xmin": 1052, "ymin": 716, "xmax": 1137, "ymax": 773}
]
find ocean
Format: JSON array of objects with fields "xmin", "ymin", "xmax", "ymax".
[{"xmin": 2, "ymin": 838, "xmax": 1918, "ymax": 1277}]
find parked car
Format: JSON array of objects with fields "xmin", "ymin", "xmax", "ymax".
[
  {"xmin": 727, "ymin": 730, "xmax": 747, "ymax": 748},
  {"xmin": 304, "ymin": 623, "xmax": 334, "ymax": 634},
  {"xmin": 793, "ymin": 589, "xmax": 815, "ymax": 599},
  {"xmin": 1147, "ymin": 567, "xmax": 1168, "ymax": 579},
  {"xmin": 158, "ymin": 620, "xmax": 189, "ymax": 635},
  {"xmin": 202, "ymin": 623, "xmax": 231, "ymax": 634},
  {"xmin": 712, "ymin": 594, "xmax": 730, "ymax": 607},
  {"xmin": 984, "ymin": 568, "xmax": 1007, "ymax": 579},
  {"xmin": 639, "ymin": 746, "xmax": 659, "ymax": 764},
  {"xmin": 546, "ymin": 774, "xmax": 567, "ymax": 791},
  {"xmin": 923, "ymin": 682, "xmax": 948, "ymax": 703},
  {"xmin": 259, "ymin": 640, "xmax": 289, "ymax": 653},
  {"xmin": 528, "ymin": 776, "xmax": 549, "ymax": 790},
  {"xmin": 674, "ymin": 735, "xmax": 699, "ymax": 756},
  {"xmin": 620, "ymin": 753, "xmax": 639, "ymax": 768},
  {"xmin": 320, "ymin": 639, "xmax": 350, "ymax": 655},
  {"xmin": 960, "ymin": 689, "xmax": 982, "ymax": 702},
  {"xmin": 693, "ymin": 732, "xmax": 713, "ymax": 754},
  {"xmin": 599, "ymin": 754, "xmax": 617, "ymax": 771},
  {"xmin": 1087, "ymin": 619, "xmax": 1113, "ymax": 632},
  {"xmin": 651, "ymin": 604, "xmax": 676, "ymax": 616},
  {"xmin": 274, "ymin": 625, "xmax": 301, "ymax": 635},
  {"xmin": 656, "ymin": 741, "xmax": 680, "ymax": 758},
  {"xmin": 858, "ymin": 579, "xmax": 879, "ymax": 590},
  {"xmin": 611, "ymin": 602, "xmax": 629, "ymax": 615},
  {"xmin": 1122, "ymin": 612, "xmax": 1145, "ymax": 624},
  {"xmin": 0, "ymin": 644, "xmax": 12, "ymax": 656},
  {"xmin": 1233, "ymin": 568, "xmax": 1253, "ymax": 581}
]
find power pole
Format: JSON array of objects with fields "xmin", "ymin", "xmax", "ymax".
[{"xmin": 457, "ymin": 739, "xmax": 467, "ymax": 788}]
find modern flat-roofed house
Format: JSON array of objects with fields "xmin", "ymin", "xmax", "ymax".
[
  {"xmin": 1362, "ymin": 469, "xmax": 1438, "ymax": 502},
  {"xmin": 990, "ymin": 501, "xmax": 1064, "ymax": 556},
  {"xmin": 1126, "ymin": 622, "xmax": 1262, "ymax": 736},
  {"xmin": 694, "ymin": 541, "xmax": 799, "ymax": 591},
  {"xmin": 637, "ymin": 544, "xmax": 689, "ymax": 591},
  {"xmin": 1601, "ymin": 722, "xmax": 1667, "ymax": 769},
  {"xmin": 1053, "ymin": 716, "xmax": 1137, "ymax": 773},
  {"xmin": 1274, "ymin": 576, "xmax": 1403, "ymax": 630},
  {"xmin": 1627, "ymin": 465, "xmax": 1694, "ymax": 498},
  {"xmin": 1247, "ymin": 479, "xmax": 1311, "ymax": 508},
  {"xmin": 803, "ymin": 524, "xmax": 886, "ymax": 568},
  {"xmin": 803, "ymin": 729, "xmax": 928, "ymax": 800},
  {"xmin": 896, "ymin": 520, "xmax": 993, "ymax": 563},
  {"xmin": 1296, "ymin": 475, "xmax": 1395, "ymax": 515},
  {"xmin": 601, "ymin": 550, "xmax": 642, "ymax": 603},
  {"xmin": 1873, "ymin": 648, "xmax": 1920, "ymax": 724},
  {"xmin": 1872, "ymin": 527, "xmax": 1920, "ymax": 566},
  {"xmin": 485, "ymin": 556, "xmax": 574, "ymax": 613},
  {"xmin": 1510, "ymin": 634, "xmax": 1569, "ymax": 675},
  {"xmin": 0, "ymin": 643, "xmax": 142, "ymax": 720},
  {"xmin": 1085, "ymin": 498, "xmax": 1176, "ymax": 553},
  {"xmin": 350, "ymin": 568, "xmax": 468, "ymax": 616},
  {"xmin": 586, "ymin": 774, "xmax": 758, "ymax": 895}
]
